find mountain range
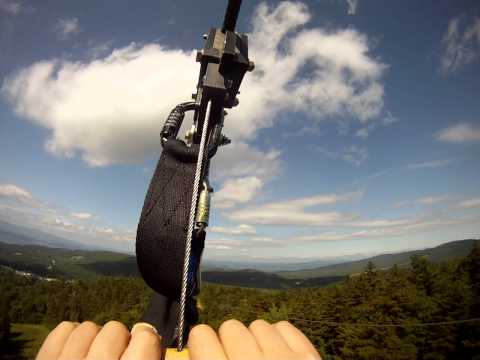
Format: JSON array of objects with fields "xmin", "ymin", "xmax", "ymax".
[{"xmin": 0, "ymin": 219, "xmax": 478, "ymax": 289}]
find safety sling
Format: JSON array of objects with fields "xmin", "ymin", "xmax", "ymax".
[{"xmin": 135, "ymin": 0, "xmax": 254, "ymax": 352}]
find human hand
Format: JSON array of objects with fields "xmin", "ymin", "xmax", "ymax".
[
  {"xmin": 36, "ymin": 321, "xmax": 162, "ymax": 360},
  {"xmin": 188, "ymin": 319, "xmax": 321, "ymax": 360}
]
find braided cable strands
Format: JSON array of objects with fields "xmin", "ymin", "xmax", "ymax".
[{"xmin": 177, "ymin": 101, "xmax": 212, "ymax": 351}]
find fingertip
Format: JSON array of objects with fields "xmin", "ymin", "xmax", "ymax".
[
  {"xmin": 248, "ymin": 318, "xmax": 270, "ymax": 331},
  {"xmin": 102, "ymin": 320, "xmax": 130, "ymax": 340},
  {"xmin": 189, "ymin": 324, "xmax": 215, "ymax": 338},
  {"xmin": 218, "ymin": 319, "xmax": 245, "ymax": 336},
  {"xmin": 131, "ymin": 322, "xmax": 159, "ymax": 337},
  {"xmin": 188, "ymin": 324, "xmax": 227, "ymax": 360},
  {"xmin": 274, "ymin": 320, "xmax": 291, "ymax": 327},
  {"xmin": 55, "ymin": 321, "xmax": 78, "ymax": 333},
  {"xmin": 79, "ymin": 321, "xmax": 101, "ymax": 332}
]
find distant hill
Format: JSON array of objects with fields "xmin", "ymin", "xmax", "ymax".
[
  {"xmin": 0, "ymin": 241, "xmax": 345, "ymax": 288},
  {"xmin": 203, "ymin": 254, "xmax": 370, "ymax": 272},
  {"xmin": 0, "ymin": 219, "xmax": 102, "ymax": 250},
  {"xmin": 202, "ymin": 269, "xmax": 344, "ymax": 289},
  {"xmin": 280, "ymin": 239, "xmax": 480, "ymax": 279},
  {"xmin": 0, "ymin": 241, "xmax": 139, "ymax": 279},
  {"xmin": 1, "ymin": 231, "xmax": 478, "ymax": 289}
]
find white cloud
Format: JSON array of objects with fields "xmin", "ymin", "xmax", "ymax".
[
  {"xmin": 435, "ymin": 123, "xmax": 480, "ymax": 143},
  {"xmin": 457, "ymin": 198, "xmax": 480, "ymax": 209},
  {"xmin": 341, "ymin": 145, "xmax": 368, "ymax": 166},
  {"xmin": 71, "ymin": 212, "xmax": 93, "ymax": 219},
  {"xmin": 206, "ymin": 236, "xmax": 282, "ymax": 250},
  {"xmin": 346, "ymin": 0, "xmax": 358, "ymax": 15},
  {"xmin": 355, "ymin": 128, "xmax": 369, "ymax": 139},
  {"xmin": 55, "ymin": 17, "xmax": 81, "ymax": 40},
  {"xmin": 210, "ymin": 224, "xmax": 257, "ymax": 236},
  {"xmin": 211, "ymin": 142, "xmax": 281, "ymax": 181},
  {"xmin": 96, "ymin": 227, "xmax": 114, "ymax": 234},
  {"xmin": 316, "ymin": 145, "xmax": 368, "ymax": 166},
  {"xmin": 0, "ymin": 182, "xmax": 135, "ymax": 252},
  {"xmin": 441, "ymin": 16, "xmax": 480, "ymax": 73},
  {"xmin": 0, "ymin": 0, "xmax": 22, "ymax": 14},
  {"xmin": 0, "ymin": 183, "xmax": 32, "ymax": 199},
  {"xmin": 407, "ymin": 159, "xmax": 452, "ymax": 169},
  {"xmin": 3, "ymin": 1, "xmax": 386, "ymax": 169},
  {"xmin": 282, "ymin": 124, "xmax": 322, "ymax": 138},
  {"xmin": 226, "ymin": 190, "xmax": 362, "ymax": 226},
  {"xmin": 2, "ymin": 46, "xmax": 199, "ymax": 166},
  {"xmin": 416, "ymin": 196, "xmax": 450, "ymax": 205},
  {"xmin": 355, "ymin": 111, "xmax": 398, "ymax": 139},
  {"xmin": 292, "ymin": 214, "xmax": 479, "ymax": 242},
  {"xmin": 86, "ymin": 40, "xmax": 114, "ymax": 59},
  {"xmin": 213, "ymin": 176, "xmax": 263, "ymax": 209},
  {"xmin": 395, "ymin": 195, "xmax": 451, "ymax": 207}
]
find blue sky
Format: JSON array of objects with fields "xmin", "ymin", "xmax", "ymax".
[{"xmin": 0, "ymin": 0, "xmax": 479, "ymax": 261}]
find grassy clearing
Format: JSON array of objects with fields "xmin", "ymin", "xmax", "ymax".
[{"xmin": 1, "ymin": 323, "xmax": 50, "ymax": 360}]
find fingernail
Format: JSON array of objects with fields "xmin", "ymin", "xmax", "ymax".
[{"xmin": 131, "ymin": 322, "xmax": 159, "ymax": 336}]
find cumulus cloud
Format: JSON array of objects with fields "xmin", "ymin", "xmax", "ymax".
[
  {"xmin": 441, "ymin": 16, "xmax": 480, "ymax": 73},
  {"xmin": 2, "ymin": 1, "xmax": 386, "ymax": 169},
  {"xmin": 435, "ymin": 123, "xmax": 480, "ymax": 143},
  {"xmin": 213, "ymin": 176, "xmax": 263, "ymax": 209},
  {"xmin": 2, "ymin": 45, "xmax": 199, "ymax": 166},
  {"xmin": 225, "ymin": 190, "xmax": 362, "ymax": 225},
  {"xmin": 0, "ymin": 183, "xmax": 32, "ymax": 200},
  {"xmin": 55, "ymin": 17, "xmax": 81, "ymax": 40}
]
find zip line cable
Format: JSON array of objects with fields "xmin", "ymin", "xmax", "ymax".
[
  {"xmin": 210, "ymin": 307, "xmax": 480, "ymax": 328},
  {"xmin": 287, "ymin": 317, "xmax": 480, "ymax": 327},
  {"xmin": 177, "ymin": 101, "xmax": 212, "ymax": 351}
]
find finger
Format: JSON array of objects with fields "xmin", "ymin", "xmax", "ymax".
[
  {"xmin": 86, "ymin": 320, "xmax": 130, "ymax": 360},
  {"xmin": 188, "ymin": 324, "xmax": 227, "ymax": 360},
  {"xmin": 120, "ymin": 323, "xmax": 162, "ymax": 360},
  {"xmin": 248, "ymin": 319, "xmax": 293, "ymax": 358},
  {"xmin": 273, "ymin": 321, "xmax": 321, "ymax": 359},
  {"xmin": 36, "ymin": 321, "xmax": 78, "ymax": 360},
  {"xmin": 219, "ymin": 319, "xmax": 263, "ymax": 360},
  {"xmin": 58, "ymin": 321, "xmax": 101, "ymax": 360}
]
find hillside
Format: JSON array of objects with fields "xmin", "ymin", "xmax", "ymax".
[
  {"xmin": 0, "ymin": 241, "xmax": 347, "ymax": 289},
  {"xmin": 1, "ymin": 237, "xmax": 478, "ymax": 288},
  {"xmin": 2, "ymin": 246, "xmax": 479, "ymax": 360},
  {"xmin": 0, "ymin": 241, "xmax": 139, "ymax": 280},
  {"xmin": 280, "ymin": 239, "xmax": 480, "ymax": 279}
]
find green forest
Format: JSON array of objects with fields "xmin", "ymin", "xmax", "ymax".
[{"xmin": 1, "ymin": 246, "xmax": 479, "ymax": 359}]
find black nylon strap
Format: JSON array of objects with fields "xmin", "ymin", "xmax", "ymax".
[{"xmin": 136, "ymin": 150, "xmax": 204, "ymax": 300}]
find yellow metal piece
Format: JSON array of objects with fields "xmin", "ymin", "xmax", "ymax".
[
  {"xmin": 196, "ymin": 181, "xmax": 212, "ymax": 226},
  {"xmin": 166, "ymin": 348, "xmax": 190, "ymax": 359},
  {"xmin": 185, "ymin": 124, "xmax": 196, "ymax": 146}
]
